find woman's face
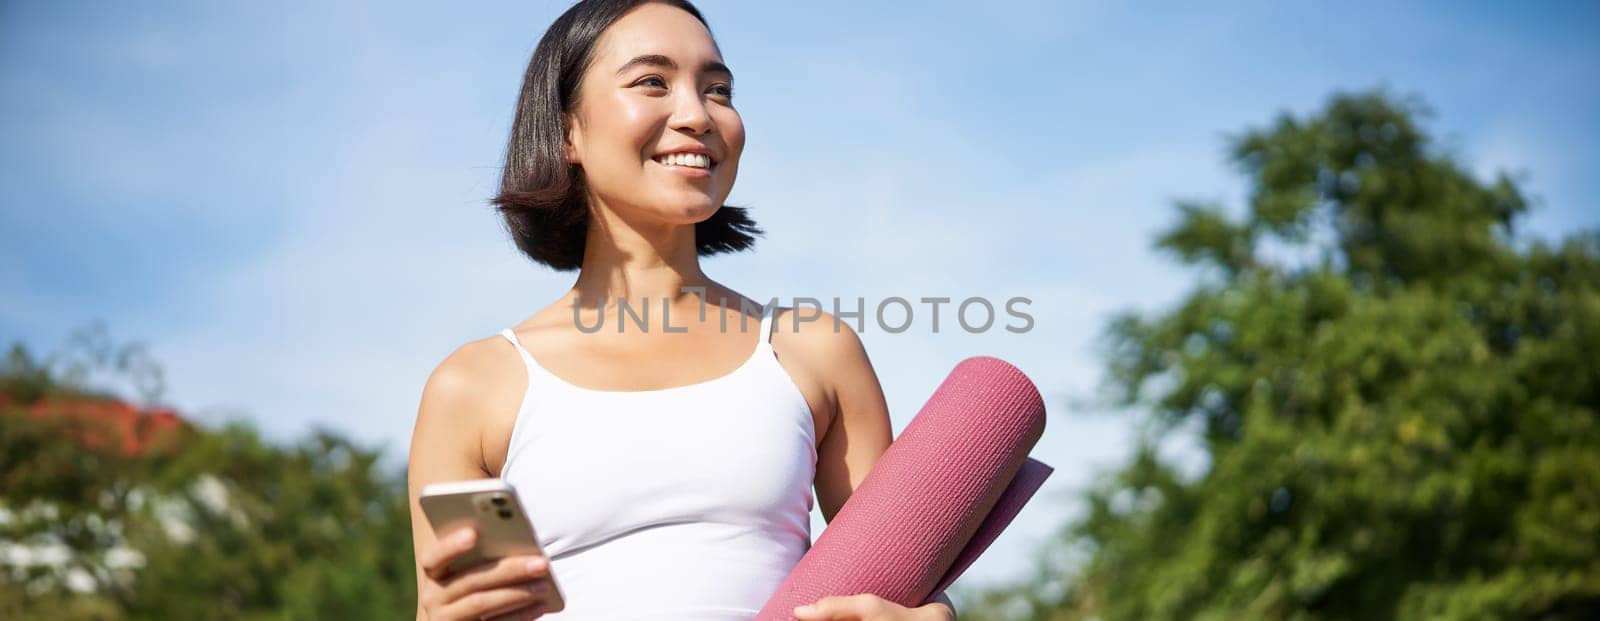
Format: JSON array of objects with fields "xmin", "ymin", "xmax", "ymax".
[{"xmin": 565, "ymin": 3, "xmax": 743, "ymax": 226}]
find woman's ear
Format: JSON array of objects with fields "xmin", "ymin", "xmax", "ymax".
[{"xmin": 563, "ymin": 113, "xmax": 582, "ymax": 164}]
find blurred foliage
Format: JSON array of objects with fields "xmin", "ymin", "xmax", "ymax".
[
  {"xmin": 1, "ymin": 334, "xmax": 416, "ymax": 619},
  {"xmin": 961, "ymin": 88, "xmax": 1598, "ymax": 620}
]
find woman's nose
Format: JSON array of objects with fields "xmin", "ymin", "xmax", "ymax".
[{"xmin": 668, "ymin": 92, "xmax": 714, "ymax": 136}]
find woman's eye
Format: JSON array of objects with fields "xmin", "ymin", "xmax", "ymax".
[
  {"xmin": 709, "ymin": 84, "xmax": 734, "ymax": 98},
  {"xmin": 635, "ymin": 76, "xmax": 667, "ymax": 89}
]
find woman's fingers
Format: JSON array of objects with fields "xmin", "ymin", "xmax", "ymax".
[
  {"xmin": 439, "ymin": 554, "xmax": 550, "ymax": 604},
  {"xmin": 442, "ymin": 582, "xmax": 551, "ymax": 620},
  {"xmin": 418, "ymin": 530, "xmax": 555, "ymax": 620},
  {"xmin": 794, "ymin": 593, "xmax": 893, "ymax": 620},
  {"xmin": 484, "ymin": 601, "xmax": 549, "ymax": 621},
  {"xmin": 421, "ymin": 526, "xmax": 477, "ymax": 581}
]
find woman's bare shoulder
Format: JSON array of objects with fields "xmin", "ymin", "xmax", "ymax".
[
  {"xmin": 426, "ymin": 335, "xmax": 526, "ymax": 408},
  {"xmin": 410, "ymin": 333, "xmax": 528, "ymax": 473},
  {"xmin": 771, "ymin": 307, "xmax": 873, "ymax": 369},
  {"xmin": 769, "ymin": 306, "xmax": 878, "ymax": 425}
]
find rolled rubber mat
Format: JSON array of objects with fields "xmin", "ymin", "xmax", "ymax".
[{"xmin": 757, "ymin": 356, "xmax": 1051, "ymax": 618}]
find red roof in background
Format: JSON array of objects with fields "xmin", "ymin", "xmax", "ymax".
[{"xmin": 3, "ymin": 394, "xmax": 189, "ymax": 457}]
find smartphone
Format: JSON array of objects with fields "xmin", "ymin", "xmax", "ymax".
[{"xmin": 419, "ymin": 478, "xmax": 565, "ymax": 612}]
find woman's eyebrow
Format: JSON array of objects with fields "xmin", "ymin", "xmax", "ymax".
[{"xmin": 615, "ymin": 54, "xmax": 734, "ymax": 81}]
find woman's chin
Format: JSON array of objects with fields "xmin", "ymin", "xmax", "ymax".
[
  {"xmin": 652, "ymin": 196, "xmax": 722, "ymax": 223},
  {"xmin": 677, "ymin": 203, "xmax": 723, "ymax": 223}
]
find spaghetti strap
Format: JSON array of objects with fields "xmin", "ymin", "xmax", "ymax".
[
  {"xmin": 760, "ymin": 305, "xmax": 785, "ymax": 346},
  {"xmin": 499, "ymin": 328, "xmax": 542, "ymax": 374}
]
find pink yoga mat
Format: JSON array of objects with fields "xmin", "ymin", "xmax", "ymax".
[{"xmin": 757, "ymin": 356, "xmax": 1050, "ymax": 618}]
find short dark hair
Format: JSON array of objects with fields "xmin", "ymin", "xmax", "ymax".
[{"xmin": 491, "ymin": 0, "xmax": 762, "ymax": 271}]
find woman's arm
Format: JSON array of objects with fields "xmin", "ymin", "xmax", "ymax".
[
  {"xmin": 804, "ymin": 312, "xmax": 893, "ymax": 524},
  {"xmin": 781, "ymin": 310, "xmax": 954, "ymax": 620},
  {"xmin": 408, "ymin": 340, "xmax": 554, "ymax": 620}
]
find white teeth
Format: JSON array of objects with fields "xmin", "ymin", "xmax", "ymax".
[{"xmin": 654, "ymin": 152, "xmax": 712, "ymax": 169}]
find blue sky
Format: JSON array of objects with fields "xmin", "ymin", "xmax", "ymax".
[{"xmin": 4, "ymin": 0, "xmax": 1597, "ymax": 596}]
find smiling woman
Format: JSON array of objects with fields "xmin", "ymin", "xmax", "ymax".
[
  {"xmin": 490, "ymin": 0, "xmax": 759, "ymax": 273},
  {"xmin": 405, "ymin": 1, "xmax": 954, "ymax": 620}
]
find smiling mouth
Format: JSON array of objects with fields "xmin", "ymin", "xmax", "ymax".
[{"xmin": 651, "ymin": 152, "xmax": 715, "ymax": 170}]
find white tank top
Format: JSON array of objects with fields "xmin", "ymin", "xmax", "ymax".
[{"xmin": 496, "ymin": 306, "xmax": 817, "ymax": 620}]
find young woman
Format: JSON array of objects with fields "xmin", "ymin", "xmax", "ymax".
[{"xmin": 407, "ymin": 1, "xmax": 957, "ymax": 619}]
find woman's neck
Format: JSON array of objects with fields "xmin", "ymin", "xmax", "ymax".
[
  {"xmin": 570, "ymin": 262, "xmax": 711, "ymax": 308},
  {"xmin": 569, "ymin": 202, "xmax": 715, "ymax": 308}
]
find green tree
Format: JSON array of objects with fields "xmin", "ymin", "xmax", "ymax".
[
  {"xmin": 967, "ymin": 89, "xmax": 1599, "ymax": 620},
  {"xmin": 2, "ymin": 333, "xmax": 417, "ymax": 620},
  {"xmin": 115, "ymin": 425, "xmax": 417, "ymax": 620}
]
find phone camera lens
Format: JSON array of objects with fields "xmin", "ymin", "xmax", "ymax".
[
  {"xmin": 491, "ymin": 496, "xmax": 508, "ymax": 506},
  {"xmin": 497, "ymin": 509, "xmax": 513, "ymax": 520}
]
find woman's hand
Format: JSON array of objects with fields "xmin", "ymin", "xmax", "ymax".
[
  {"xmin": 417, "ymin": 526, "xmax": 557, "ymax": 620},
  {"xmin": 793, "ymin": 592, "xmax": 956, "ymax": 621}
]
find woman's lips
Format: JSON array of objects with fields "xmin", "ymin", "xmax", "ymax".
[{"xmin": 653, "ymin": 159, "xmax": 713, "ymax": 179}]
